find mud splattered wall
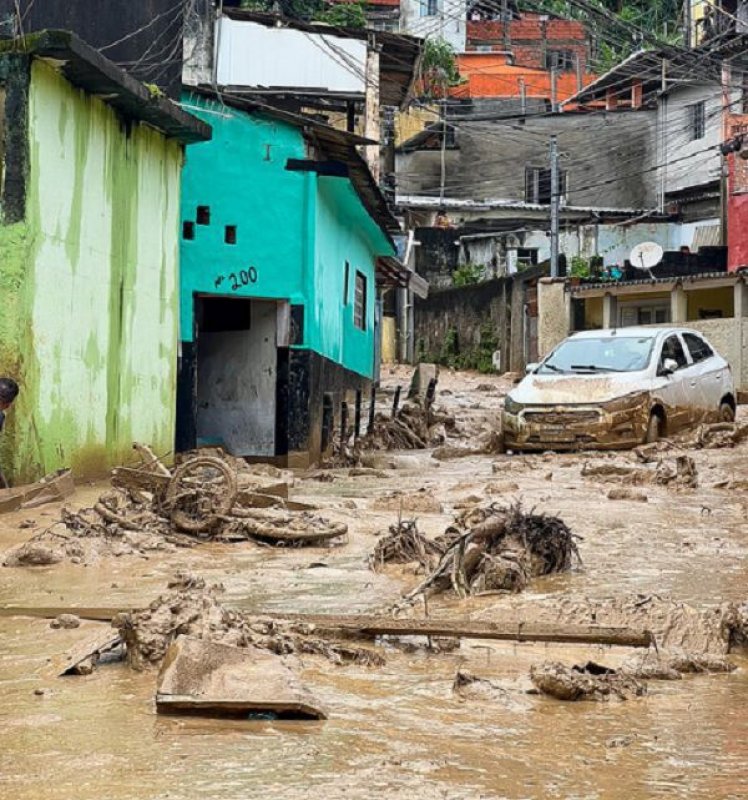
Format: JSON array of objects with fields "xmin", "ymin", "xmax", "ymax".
[{"xmin": 0, "ymin": 60, "xmax": 182, "ymax": 482}]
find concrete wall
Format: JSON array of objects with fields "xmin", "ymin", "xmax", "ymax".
[
  {"xmin": 0, "ymin": 60, "xmax": 183, "ymax": 482},
  {"xmin": 658, "ymin": 84, "xmax": 723, "ymax": 197},
  {"xmin": 0, "ymin": 0, "xmax": 185, "ymax": 97},
  {"xmin": 413, "ymin": 272, "xmax": 540, "ymax": 374},
  {"xmin": 414, "ymin": 278, "xmax": 510, "ymax": 369},
  {"xmin": 397, "ymin": 110, "xmax": 659, "ymax": 208},
  {"xmin": 537, "ymin": 279, "xmax": 568, "ymax": 358},
  {"xmin": 401, "ymin": 0, "xmax": 465, "ymax": 51}
]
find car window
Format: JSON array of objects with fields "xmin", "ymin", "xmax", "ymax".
[
  {"xmin": 539, "ymin": 336, "xmax": 656, "ymax": 374},
  {"xmin": 659, "ymin": 335, "xmax": 688, "ymax": 370},
  {"xmin": 682, "ymin": 332, "xmax": 714, "ymax": 363}
]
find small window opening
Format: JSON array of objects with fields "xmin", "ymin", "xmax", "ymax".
[
  {"xmin": 183, "ymin": 221, "xmax": 195, "ymax": 240},
  {"xmin": 196, "ymin": 205, "xmax": 211, "ymax": 225},
  {"xmin": 344, "ymin": 261, "xmax": 350, "ymax": 304},
  {"xmin": 225, "ymin": 225, "xmax": 237, "ymax": 244},
  {"xmin": 354, "ymin": 271, "xmax": 367, "ymax": 331}
]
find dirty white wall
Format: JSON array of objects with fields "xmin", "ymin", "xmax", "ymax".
[
  {"xmin": 537, "ymin": 279, "xmax": 569, "ymax": 359},
  {"xmin": 215, "ymin": 17, "xmax": 367, "ymax": 94}
]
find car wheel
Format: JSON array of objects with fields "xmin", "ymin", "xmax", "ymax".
[
  {"xmin": 644, "ymin": 413, "xmax": 661, "ymax": 444},
  {"xmin": 719, "ymin": 402, "xmax": 736, "ymax": 423}
]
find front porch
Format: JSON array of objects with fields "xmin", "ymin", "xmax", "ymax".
[{"xmin": 536, "ymin": 272, "xmax": 748, "ymax": 395}]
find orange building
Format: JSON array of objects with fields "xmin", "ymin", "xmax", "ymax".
[{"xmin": 451, "ymin": 52, "xmax": 595, "ymax": 103}]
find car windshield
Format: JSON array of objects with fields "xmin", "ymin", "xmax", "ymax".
[{"xmin": 538, "ymin": 336, "xmax": 656, "ymax": 374}]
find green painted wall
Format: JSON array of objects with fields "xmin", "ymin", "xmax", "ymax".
[
  {"xmin": 0, "ymin": 60, "xmax": 183, "ymax": 482},
  {"xmin": 180, "ymin": 93, "xmax": 394, "ymax": 379}
]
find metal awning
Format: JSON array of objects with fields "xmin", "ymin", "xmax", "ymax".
[{"xmin": 376, "ymin": 257, "xmax": 429, "ymax": 298}]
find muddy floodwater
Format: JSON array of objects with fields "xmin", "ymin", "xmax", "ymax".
[{"xmin": 1, "ymin": 369, "xmax": 747, "ymax": 800}]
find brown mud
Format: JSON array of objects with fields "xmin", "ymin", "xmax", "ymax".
[{"xmin": 1, "ymin": 366, "xmax": 748, "ymax": 799}]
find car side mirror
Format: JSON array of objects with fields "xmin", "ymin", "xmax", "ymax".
[
  {"xmin": 659, "ymin": 357, "xmax": 678, "ymax": 376},
  {"xmin": 525, "ymin": 362, "xmax": 539, "ymax": 374}
]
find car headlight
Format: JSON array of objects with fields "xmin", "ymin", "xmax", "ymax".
[
  {"xmin": 503, "ymin": 397, "xmax": 523, "ymax": 415},
  {"xmin": 602, "ymin": 392, "xmax": 648, "ymax": 413}
]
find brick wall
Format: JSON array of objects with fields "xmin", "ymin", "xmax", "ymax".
[{"xmin": 466, "ymin": 15, "xmax": 589, "ymax": 72}]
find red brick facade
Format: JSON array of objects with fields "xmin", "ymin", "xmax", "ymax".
[{"xmin": 466, "ymin": 13, "xmax": 590, "ymax": 73}]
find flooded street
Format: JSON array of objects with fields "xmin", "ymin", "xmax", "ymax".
[{"xmin": 2, "ymin": 369, "xmax": 747, "ymax": 800}]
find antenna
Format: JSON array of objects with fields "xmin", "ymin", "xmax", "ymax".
[{"xmin": 629, "ymin": 242, "xmax": 664, "ymax": 280}]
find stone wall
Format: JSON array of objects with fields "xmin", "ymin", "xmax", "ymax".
[{"xmin": 414, "ymin": 272, "xmax": 541, "ymax": 374}]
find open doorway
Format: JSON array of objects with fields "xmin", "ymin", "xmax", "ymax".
[{"xmin": 195, "ymin": 296, "xmax": 278, "ymax": 457}]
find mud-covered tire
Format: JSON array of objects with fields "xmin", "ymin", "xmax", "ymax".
[
  {"xmin": 644, "ymin": 413, "xmax": 662, "ymax": 444},
  {"xmin": 719, "ymin": 402, "xmax": 736, "ymax": 423},
  {"xmin": 166, "ymin": 456, "xmax": 237, "ymax": 534}
]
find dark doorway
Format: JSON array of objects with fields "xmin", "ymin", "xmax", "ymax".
[{"xmin": 193, "ymin": 296, "xmax": 278, "ymax": 457}]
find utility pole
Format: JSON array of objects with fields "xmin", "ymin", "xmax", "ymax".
[
  {"xmin": 683, "ymin": 0, "xmax": 692, "ymax": 48},
  {"xmin": 550, "ymin": 135, "xmax": 560, "ymax": 278}
]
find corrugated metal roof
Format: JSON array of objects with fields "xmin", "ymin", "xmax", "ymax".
[
  {"xmin": 570, "ymin": 271, "xmax": 736, "ymax": 293},
  {"xmin": 396, "ymin": 194, "xmax": 656, "ymax": 217}
]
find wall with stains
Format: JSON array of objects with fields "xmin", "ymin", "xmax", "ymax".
[{"xmin": 0, "ymin": 59, "xmax": 182, "ymax": 482}]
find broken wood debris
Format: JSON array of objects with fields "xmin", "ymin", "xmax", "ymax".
[
  {"xmin": 370, "ymin": 518, "xmax": 443, "ymax": 571},
  {"xmin": 3, "ymin": 444, "xmax": 347, "ymax": 567},
  {"xmin": 388, "ymin": 502, "xmax": 580, "ymax": 601}
]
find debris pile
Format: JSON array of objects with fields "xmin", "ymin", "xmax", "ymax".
[
  {"xmin": 530, "ymin": 661, "xmax": 646, "ymax": 702},
  {"xmin": 553, "ymin": 594, "xmax": 744, "ymax": 655},
  {"xmin": 682, "ymin": 421, "xmax": 748, "ymax": 450},
  {"xmin": 354, "ymin": 396, "xmax": 455, "ymax": 454},
  {"xmin": 113, "ymin": 573, "xmax": 385, "ymax": 671},
  {"xmin": 370, "ymin": 518, "xmax": 443, "ymax": 571},
  {"xmin": 582, "ymin": 454, "xmax": 698, "ymax": 488},
  {"xmin": 3, "ymin": 446, "xmax": 347, "ymax": 567},
  {"xmin": 393, "ymin": 502, "xmax": 579, "ymax": 600},
  {"xmin": 530, "ymin": 648, "xmax": 737, "ymax": 703}
]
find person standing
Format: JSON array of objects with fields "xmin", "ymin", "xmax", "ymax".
[{"xmin": 0, "ymin": 377, "xmax": 20, "ymax": 489}]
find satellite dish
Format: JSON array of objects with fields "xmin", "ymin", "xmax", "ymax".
[{"xmin": 629, "ymin": 241, "xmax": 663, "ymax": 272}]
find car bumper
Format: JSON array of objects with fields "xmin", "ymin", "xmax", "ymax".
[{"xmin": 502, "ymin": 400, "xmax": 650, "ymax": 451}]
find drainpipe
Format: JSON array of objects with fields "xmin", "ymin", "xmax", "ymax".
[{"xmin": 302, "ymin": 171, "xmax": 317, "ymax": 342}]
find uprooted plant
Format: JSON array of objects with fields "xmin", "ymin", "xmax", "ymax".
[
  {"xmin": 370, "ymin": 517, "xmax": 444, "ymax": 571},
  {"xmin": 386, "ymin": 502, "xmax": 581, "ymax": 602}
]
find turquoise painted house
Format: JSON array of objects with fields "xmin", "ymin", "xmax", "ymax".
[{"xmin": 177, "ymin": 90, "xmax": 406, "ymax": 465}]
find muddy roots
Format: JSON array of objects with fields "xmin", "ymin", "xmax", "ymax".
[
  {"xmin": 370, "ymin": 518, "xmax": 444, "ymax": 571},
  {"xmin": 401, "ymin": 502, "xmax": 580, "ymax": 601}
]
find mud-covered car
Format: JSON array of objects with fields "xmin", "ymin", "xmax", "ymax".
[{"xmin": 502, "ymin": 327, "xmax": 735, "ymax": 451}]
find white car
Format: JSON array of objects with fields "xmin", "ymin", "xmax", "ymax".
[{"xmin": 502, "ymin": 327, "xmax": 736, "ymax": 451}]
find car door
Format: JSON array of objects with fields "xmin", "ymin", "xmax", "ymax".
[
  {"xmin": 681, "ymin": 332, "xmax": 725, "ymax": 415},
  {"xmin": 654, "ymin": 334, "xmax": 691, "ymax": 432}
]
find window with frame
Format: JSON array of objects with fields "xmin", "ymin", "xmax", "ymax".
[
  {"xmin": 516, "ymin": 248, "xmax": 538, "ymax": 267},
  {"xmin": 682, "ymin": 332, "xmax": 714, "ymax": 363},
  {"xmin": 420, "ymin": 0, "xmax": 438, "ymax": 16},
  {"xmin": 354, "ymin": 271, "xmax": 367, "ymax": 330},
  {"xmin": 687, "ymin": 100, "xmax": 706, "ymax": 141},
  {"xmin": 545, "ymin": 50, "xmax": 576, "ymax": 72},
  {"xmin": 659, "ymin": 335, "xmax": 688, "ymax": 371},
  {"xmin": 525, "ymin": 166, "xmax": 567, "ymax": 204}
]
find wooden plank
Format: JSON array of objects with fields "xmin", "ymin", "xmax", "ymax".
[
  {"xmin": 2, "ymin": 607, "xmax": 653, "ymax": 649},
  {"xmin": 0, "ymin": 606, "xmax": 126, "ymax": 622},
  {"xmin": 263, "ymin": 613, "xmax": 654, "ymax": 649}
]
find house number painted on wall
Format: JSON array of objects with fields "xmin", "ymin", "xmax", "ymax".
[{"xmin": 213, "ymin": 267, "xmax": 258, "ymax": 291}]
